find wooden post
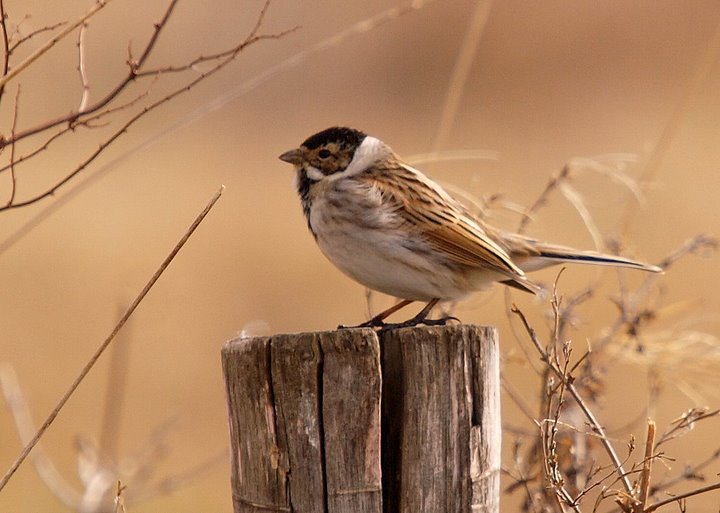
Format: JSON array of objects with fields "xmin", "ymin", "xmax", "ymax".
[{"xmin": 222, "ymin": 325, "xmax": 500, "ymax": 513}]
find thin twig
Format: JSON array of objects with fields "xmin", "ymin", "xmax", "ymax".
[
  {"xmin": 76, "ymin": 22, "xmax": 90, "ymax": 111},
  {"xmin": 0, "ymin": 83, "xmax": 155, "ymax": 179},
  {"xmin": 9, "ymin": 21, "xmax": 67, "ymax": 53},
  {"xmin": 0, "ymin": 185, "xmax": 224, "ymax": 493},
  {"xmin": 0, "ymin": 0, "xmax": 9, "ymax": 104},
  {"xmin": 5, "ymin": 84, "xmax": 20, "ymax": 206},
  {"xmin": 655, "ymin": 408, "xmax": 720, "ymax": 449},
  {"xmin": 517, "ymin": 164, "xmax": 571, "ymax": 234},
  {"xmin": 511, "ymin": 304, "xmax": 634, "ymax": 494},
  {"xmin": 644, "ymin": 481, "xmax": 720, "ymax": 512},
  {"xmin": 0, "ymin": 0, "xmax": 113, "ymax": 91},
  {"xmin": 136, "ymin": 0, "xmax": 281, "ymax": 78},
  {"xmin": 649, "ymin": 447, "xmax": 720, "ymax": 495},
  {"xmin": 596, "ymin": 235, "xmax": 716, "ymax": 352}
]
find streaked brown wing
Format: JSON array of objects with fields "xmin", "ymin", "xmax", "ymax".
[{"xmin": 364, "ymin": 162, "xmax": 527, "ymax": 281}]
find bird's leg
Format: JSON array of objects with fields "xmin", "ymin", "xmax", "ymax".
[
  {"xmin": 339, "ymin": 299, "xmax": 415, "ymax": 329},
  {"xmin": 379, "ymin": 298, "xmax": 460, "ymax": 331}
]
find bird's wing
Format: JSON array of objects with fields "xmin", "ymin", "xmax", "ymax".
[{"xmin": 364, "ymin": 163, "xmax": 528, "ymax": 282}]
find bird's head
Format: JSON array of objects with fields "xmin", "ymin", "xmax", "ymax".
[{"xmin": 279, "ymin": 126, "xmax": 390, "ymax": 182}]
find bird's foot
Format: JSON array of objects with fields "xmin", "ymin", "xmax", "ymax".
[
  {"xmin": 377, "ymin": 314, "xmax": 460, "ymax": 332},
  {"xmin": 338, "ymin": 314, "xmax": 460, "ymax": 331},
  {"xmin": 337, "ymin": 315, "xmax": 387, "ymax": 330},
  {"xmin": 337, "ymin": 298, "xmax": 460, "ymax": 331}
]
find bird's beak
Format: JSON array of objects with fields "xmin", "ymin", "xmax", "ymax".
[{"xmin": 279, "ymin": 148, "xmax": 303, "ymax": 165}]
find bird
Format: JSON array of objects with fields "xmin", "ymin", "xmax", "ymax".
[{"xmin": 279, "ymin": 126, "xmax": 662, "ymax": 329}]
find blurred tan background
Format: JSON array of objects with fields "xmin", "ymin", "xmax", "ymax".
[{"xmin": 0, "ymin": 0, "xmax": 719, "ymax": 511}]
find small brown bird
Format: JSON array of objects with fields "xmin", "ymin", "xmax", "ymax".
[{"xmin": 280, "ymin": 127, "xmax": 661, "ymax": 328}]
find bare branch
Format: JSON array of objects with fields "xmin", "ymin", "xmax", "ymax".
[
  {"xmin": 0, "ymin": 2, "xmax": 291, "ymax": 211},
  {"xmin": 0, "ymin": 0, "xmax": 167, "ymax": 147},
  {"xmin": 0, "ymin": 0, "xmax": 114, "ymax": 91},
  {"xmin": 0, "ymin": 185, "xmax": 225, "ymax": 492}
]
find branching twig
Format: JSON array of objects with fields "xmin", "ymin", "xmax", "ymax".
[
  {"xmin": 539, "ymin": 339, "xmax": 583, "ymax": 512},
  {"xmin": 0, "ymin": 185, "xmax": 224, "ymax": 493},
  {"xmin": 655, "ymin": 408, "xmax": 720, "ymax": 449},
  {"xmin": 596, "ymin": 235, "xmax": 716, "ymax": 352},
  {"xmin": 0, "ymin": 0, "xmax": 165, "ymax": 147},
  {"xmin": 0, "ymin": 82, "xmax": 155, "ymax": 181},
  {"xmin": 9, "ymin": 21, "xmax": 68, "ymax": 53},
  {"xmin": 511, "ymin": 304, "xmax": 634, "ymax": 494},
  {"xmin": 0, "ymin": 31, "xmax": 283, "ymax": 210},
  {"xmin": 0, "ymin": 1, "xmax": 294, "ymax": 211},
  {"xmin": 0, "ymin": 0, "xmax": 113, "ymax": 91}
]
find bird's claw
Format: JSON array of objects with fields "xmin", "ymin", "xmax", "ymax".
[{"xmin": 338, "ymin": 314, "xmax": 460, "ymax": 332}]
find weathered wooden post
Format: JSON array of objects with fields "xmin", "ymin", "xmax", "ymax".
[{"xmin": 222, "ymin": 325, "xmax": 500, "ymax": 513}]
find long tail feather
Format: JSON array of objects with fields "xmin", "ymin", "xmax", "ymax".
[{"xmin": 516, "ymin": 242, "xmax": 662, "ymax": 273}]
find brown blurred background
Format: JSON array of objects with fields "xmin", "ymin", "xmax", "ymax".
[{"xmin": 0, "ymin": 0, "xmax": 719, "ymax": 511}]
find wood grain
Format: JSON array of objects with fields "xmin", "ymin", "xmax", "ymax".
[
  {"xmin": 222, "ymin": 325, "xmax": 499, "ymax": 513},
  {"xmin": 381, "ymin": 325, "xmax": 499, "ymax": 513}
]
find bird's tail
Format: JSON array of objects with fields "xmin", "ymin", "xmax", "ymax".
[{"xmin": 515, "ymin": 242, "xmax": 663, "ymax": 274}]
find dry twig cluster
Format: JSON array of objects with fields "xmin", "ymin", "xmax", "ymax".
[{"xmin": 501, "ymin": 167, "xmax": 719, "ymax": 512}]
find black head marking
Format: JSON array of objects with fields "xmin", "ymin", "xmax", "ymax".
[{"xmin": 301, "ymin": 127, "xmax": 366, "ymax": 150}]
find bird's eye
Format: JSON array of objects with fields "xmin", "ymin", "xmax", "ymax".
[{"xmin": 318, "ymin": 149, "xmax": 331, "ymax": 159}]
